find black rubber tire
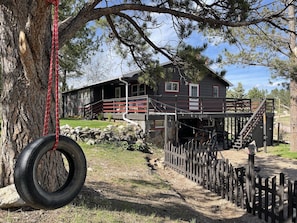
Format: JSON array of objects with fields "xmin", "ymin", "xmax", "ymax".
[{"xmin": 14, "ymin": 135, "xmax": 87, "ymax": 209}]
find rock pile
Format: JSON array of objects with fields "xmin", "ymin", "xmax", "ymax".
[{"xmin": 60, "ymin": 124, "xmax": 152, "ymax": 153}]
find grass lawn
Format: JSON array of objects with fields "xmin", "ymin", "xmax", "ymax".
[
  {"xmin": 60, "ymin": 118, "xmax": 123, "ymax": 129},
  {"xmin": 1, "ymin": 142, "xmax": 188, "ymax": 223},
  {"xmin": 267, "ymin": 143, "xmax": 297, "ymax": 159},
  {"xmin": 72, "ymin": 143, "xmax": 171, "ymax": 223}
]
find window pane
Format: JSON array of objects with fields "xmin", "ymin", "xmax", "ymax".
[
  {"xmin": 139, "ymin": 84, "xmax": 145, "ymax": 95},
  {"xmin": 191, "ymin": 86, "xmax": 198, "ymax": 96},
  {"xmin": 132, "ymin": 85, "xmax": 138, "ymax": 96},
  {"xmin": 165, "ymin": 82, "xmax": 171, "ymax": 91},
  {"xmin": 165, "ymin": 82, "xmax": 179, "ymax": 92},
  {"xmin": 173, "ymin": 83, "xmax": 178, "ymax": 91},
  {"xmin": 213, "ymin": 86, "xmax": 219, "ymax": 97}
]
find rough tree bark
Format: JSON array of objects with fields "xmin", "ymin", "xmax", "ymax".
[
  {"xmin": 289, "ymin": 4, "xmax": 297, "ymax": 152},
  {"xmin": 0, "ymin": 1, "xmax": 66, "ymax": 189}
]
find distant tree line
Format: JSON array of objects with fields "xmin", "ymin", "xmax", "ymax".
[{"xmin": 227, "ymin": 82, "xmax": 289, "ymax": 107}]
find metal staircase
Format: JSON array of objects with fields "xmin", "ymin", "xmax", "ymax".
[{"xmin": 232, "ymin": 99, "xmax": 267, "ymax": 150}]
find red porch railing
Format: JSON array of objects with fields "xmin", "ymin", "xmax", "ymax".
[
  {"xmin": 96, "ymin": 95, "xmax": 254, "ymax": 115},
  {"xmin": 103, "ymin": 95, "xmax": 149, "ymax": 114}
]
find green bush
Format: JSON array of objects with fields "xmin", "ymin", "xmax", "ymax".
[
  {"xmin": 107, "ymin": 113, "xmax": 113, "ymax": 122},
  {"xmin": 97, "ymin": 113, "xmax": 104, "ymax": 120}
]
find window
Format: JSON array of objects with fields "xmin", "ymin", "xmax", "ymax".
[
  {"xmin": 139, "ymin": 84, "xmax": 145, "ymax": 95},
  {"xmin": 165, "ymin": 81, "xmax": 179, "ymax": 92},
  {"xmin": 154, "ymin": 120, "xmax": 165, "ymax": 128},
  {"xmin": 131, "ymin": 85, "xmax": 138, "ymax": 96},
  {"xmin": 131, "ymin": 84, "xmax": 145, "ymax": 96},
  {"xmin": 166, "ymin": 67, "xmax": 175, "ymax": 75},
  {"xmin": 213, "ymin": 86, "xmax": 219, "ymax": 98},
  {"xmin": 115, "ymin": 87, "xmax": 121, "ymax": 98},
  {"xmin": 149, "ymin": 120, "xmax": 165, "ymax": 129}
]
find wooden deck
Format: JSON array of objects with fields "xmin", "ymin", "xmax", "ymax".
[{"xmin": 81, "ymin": 95, "xmax": 274, "ymax": 120}]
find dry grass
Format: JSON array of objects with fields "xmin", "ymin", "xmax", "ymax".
[{"xmin": 0, "ymin": 143, "xmax": 264, "ymax": 223}]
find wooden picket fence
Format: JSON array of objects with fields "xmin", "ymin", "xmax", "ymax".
[{"xmin": 164, "ymin": 140, "xmax": 297, "ymax": 223}]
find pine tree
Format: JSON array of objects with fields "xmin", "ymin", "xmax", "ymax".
[{"xmin": 0, "ymin": 0, "xmax": 293, "ymax": 195}]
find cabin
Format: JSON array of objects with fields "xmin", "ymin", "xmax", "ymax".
[{"xmin": 62, "ymin": 61, "xmax": 274, "ymax": 149}]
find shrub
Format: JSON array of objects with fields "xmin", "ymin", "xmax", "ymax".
[
  {"xmin": 97, "ymin": 113, "xmax": 104, "ymax": 120},
  {"xmin": 107, "ymin": 113, "xmax": 113, "ymax": 122}
]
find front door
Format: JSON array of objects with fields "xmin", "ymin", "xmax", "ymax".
[{"xmin": 189, "ymin": 83, "xmax": 200, "ymax": 111}]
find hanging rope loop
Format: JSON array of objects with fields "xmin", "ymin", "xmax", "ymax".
[{"xmin": 43, "ymin": 0, "xmax": 60, "ymax": 150}]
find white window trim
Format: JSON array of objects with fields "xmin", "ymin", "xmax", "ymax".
[
  {"xmin": 165, "ymin": 81, "xmax": 179, "ymax": 93},
  {"xmin": 213, "ymin": 85, "xmax": 219, "ymax": 98}
]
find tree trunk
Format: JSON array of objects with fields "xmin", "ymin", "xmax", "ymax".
[
  {"xmin": 290, "ymin": 78, "xmax": 297, "ymax": 151},
  {"xmin": 0, "ymin": 1, "xmax": 65, "ymax": 189},
  {"xmin": 288, "ymin": 4, "xmax": 297, "ymax": 152}
]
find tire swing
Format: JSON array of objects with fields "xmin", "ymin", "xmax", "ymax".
[
  {"xmin": 14, "ymin": 135, "xmax": 87, "ymax": 209},
  {"xmin": 14, "ymin": 0, "xmax": 87, "ymax": 209}
]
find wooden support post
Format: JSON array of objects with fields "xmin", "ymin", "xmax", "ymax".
[
  {"xmin": 277, "ymin": 122, "xmax": 280, "ymax": 144},
  {"xmin": 263, "ymin": 112, "xmax": 267, "ymax": 153},
  {"xmin": 164, "ymin": 114, "xmax": 168, "ymax": 148},
  {"xmin": 175, "ymin": 110, "xmax": 178, "ymax": 144}
]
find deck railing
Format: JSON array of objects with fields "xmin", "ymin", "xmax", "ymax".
[
  {"xmin": 83, "ymin": 95, "xmax": 273, "ymax": 117},
  {"xmin": 103, "ymin": 95, "xmax": 149, "ymax": 114},
  {"xmin": 101, "ymin": 95, "xmax": 253, "ymax": 114}
]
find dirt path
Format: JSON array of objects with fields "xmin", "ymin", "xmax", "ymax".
[
  {"xmin": 156, "ymin": 165, "xmax": 265, "ymax": 222},
  {"xmin": 150, "ymin": 147, "xmax": 297, "ymax": 223},
  {"xmin": 219, "ymin": 147, "xmax": 297, "ymax": 180}
]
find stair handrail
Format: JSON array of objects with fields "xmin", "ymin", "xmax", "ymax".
[
  {"xmin": 239, "ymin": 99, "xmax": 267, "ymax": 140},
  {"xmin": 84, "ymin": 100, "xmax": 103, "ymax": 108},
  {"xmin": 83, "ymin": 100, "xmax": 103, "ymax": 118}
]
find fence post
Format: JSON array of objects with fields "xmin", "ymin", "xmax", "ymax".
[
  {"xmin": 294, "ymin": 181, "xmax": 297, "ymax": 223},
  {"xmin": 272, "ymin": 177, "xmax": 276, "ymax": 223},
  {"xmin": 246, "ymin": 153, "xmax": 255, "ymax": 213},
  {"xmin": 258, "ymin": 176, "xmax": 262, "ymax": 219},
  {"xmin": 265, "ymin": 178, "xmax": 269, "ymax": 222},
  {"xmin": 279, "ymin": 173, "xmax": 285, "ymax": 222},
  {"xmin": 164, "ymin": 114, "xmax": 168, "ymax": 148}
]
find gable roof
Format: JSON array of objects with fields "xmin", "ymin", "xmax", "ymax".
[{"xmin": 63, "ymin": 61, "xmax": 232, "ymax": 93}]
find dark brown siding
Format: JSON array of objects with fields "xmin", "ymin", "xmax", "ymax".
[
  {"xmin": 156, "ymin": 65, "xmax": 227, "ymax": 98},
  {"xmin": 156, "ymin": 66, "xmax": 188, "ymax": 96},
  {"xmin": 199, "ymin": 75, "xmax": 226, "ymax": 97}
]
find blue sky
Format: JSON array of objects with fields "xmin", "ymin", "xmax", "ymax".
[
  {"xmin": 204, "ymin": 49, "xmax": 285, "ymax": 92},
  {"xmin": 183, "ymin": 32, "xmax": 287, "ymax": 92},
  {"xmin": 70, "ymin": 12, "xmax": 288, "ymax": 93}
]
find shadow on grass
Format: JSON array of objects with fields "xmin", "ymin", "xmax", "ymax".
[
  {"xmin": 73, "ymin": 181, "xmax": 263, "ymax": 223},
  {"xmin": 73, "ymin": 185, "xmax": 211, "ymax": 222}
]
